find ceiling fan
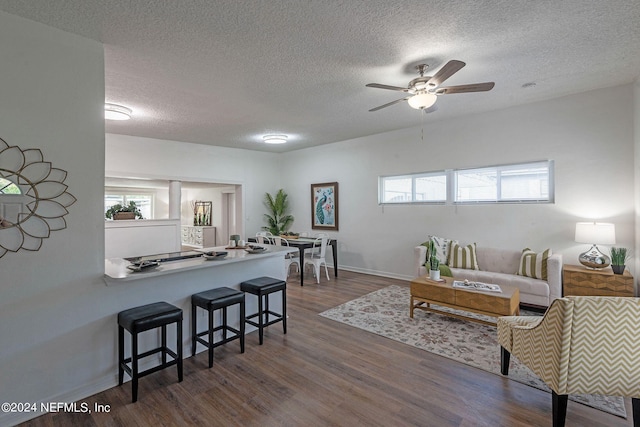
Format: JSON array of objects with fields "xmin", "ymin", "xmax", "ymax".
[{"xmin": 366, "ymin": 60, "xmax": 495, "ymax": 112}]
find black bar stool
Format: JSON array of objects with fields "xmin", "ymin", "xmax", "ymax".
[
  {"xmin": 191, "ymin": 287, "xmax": 245, "ymax": 368},
  {"xmin": 240, "ymin": 277, "xmax": 287, "ymax": 344},
  {"xmin": 118, "ymin": 302, "xmax": 183, "ymax": 403}
]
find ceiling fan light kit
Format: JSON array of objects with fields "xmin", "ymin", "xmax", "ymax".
[
  {"xmin": 366, "ymin": 60, "xmax": 495, "ymax": 112},
  {"xmin": 104, "ymin": 103, "xmax": 132, "ymax": 121},
  {"xmin": 407, "ymin": 92, "xmax": 437, "ymax": 110}
]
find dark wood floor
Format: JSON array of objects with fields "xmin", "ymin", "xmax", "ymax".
[{"xmin": 21, "ymin": 270, "xmax": 633, "ymax": 426}]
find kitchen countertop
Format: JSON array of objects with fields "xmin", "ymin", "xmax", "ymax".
[{"xmin": 104, "ymin": 244, "xmax": 296, "ymax": 284}]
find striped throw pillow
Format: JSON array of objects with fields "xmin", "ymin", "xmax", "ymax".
[
  {"xmin": 517, "ymin": 248, "xmax": 552, "ymax": 280},
  {"xmin": 447, "ymin": 243, "xmax": 480, "ymax": 270}
]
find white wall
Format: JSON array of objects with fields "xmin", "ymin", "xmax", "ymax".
[
  {"xmin": 0, "ymin": 11, "xmax": 106, "ymax": 426},
  {"xmin": 281, "ymin": 85, "xmax": 636, "ymax": 280},
  {"xmin": 106, "ymin": 134, "xmax": 281, "ymax": 240}
]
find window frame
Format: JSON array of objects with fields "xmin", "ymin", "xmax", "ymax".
[
  {"xmin": 378, "ymin": 160, "xmax": 554, "ymax": 205},
  {"xmin": 378, "ymin": 170, "xmax": 448, "ymax": 204},
  {"xmin": 104, "ymin": 188, "xmax": 156, "ymax": 219},
  {"xmin": 0, "ymin": 177, "xmax": 22, "ymax": 195}
]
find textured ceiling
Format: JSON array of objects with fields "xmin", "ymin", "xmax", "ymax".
[{"xmin": 1, "ymin": 0, "xmax": 639, "ymax": 152}]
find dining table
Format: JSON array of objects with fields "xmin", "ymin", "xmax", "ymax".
[{"xmin": 249, "ymin": 236, "xmax": 338, "ymax": 286}]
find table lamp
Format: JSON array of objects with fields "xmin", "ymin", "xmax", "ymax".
[{"xmin": 574, "ymin": 222, "xmax": 616, "ymax": 269}]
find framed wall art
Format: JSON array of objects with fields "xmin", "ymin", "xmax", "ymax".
[{"xmin": 311, "ymin": 182, "xmax": 338, "ymax": 231}]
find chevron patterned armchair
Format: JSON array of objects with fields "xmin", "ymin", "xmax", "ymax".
[{"xmin": 497, "ymin": 296, "xmax": 640, "ymax": 427}]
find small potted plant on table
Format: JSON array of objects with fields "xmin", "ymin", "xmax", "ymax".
[
  {"xmin": 105, "ymin": 201, "xmax": 144, "ymax": 220},
  {"xmin": 428, "ymin": 240, "xmax": 441, "ymax": 281},
  {"xmin": 609, "ymin": 247, "xmax": 630, "ymax": 275}
]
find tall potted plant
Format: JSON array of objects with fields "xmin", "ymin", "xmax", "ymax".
[
  {"xmin": 610, "ymin": 247, "xmax": 630, "ymax": 275},
  {"xmin": 263, "ymin": 189, "xmax": 294, "ymax": 235}
]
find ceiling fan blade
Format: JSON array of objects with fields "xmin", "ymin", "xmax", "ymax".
[
  {"xmin": 428, "ymin": 60, "xmax": 466, "ymax": 87},
  {"xmin": 369, "ymin": 96, "xmax": 411, "ymax": 112},
  {"xmin": 366, "ymin": 83, "xmax": 409, "ymax": 92},
  {"xmin": 437, "ymin": 82, "xmax": 495, "ymax": 94}
]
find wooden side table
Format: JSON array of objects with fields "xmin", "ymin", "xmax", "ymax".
[{"xmin": 563, "ymin": 264, "xmax": 634, "ymax": 297}]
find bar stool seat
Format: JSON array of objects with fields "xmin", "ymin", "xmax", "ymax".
[
  {"xmin": 240, "ymin": 277, "xmax": 287, "ymax": 345},
  {"xmin": 118, "ymin": 301, "xmax": 183, "ymax": 403},
  {"xmin": 192, "ymin": 287, "xmax": 245, "ymax": 368}
]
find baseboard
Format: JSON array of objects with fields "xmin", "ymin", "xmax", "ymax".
[{"xmin": 337, "ymin": 265, "xmax": 414, "ymax": 281}]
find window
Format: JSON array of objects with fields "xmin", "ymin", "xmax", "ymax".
[
  {"xmin": 0, "ymin": 178, "xmax": 21, "ymax": 194},
  {"xmin": 105, "ymin": 192, "xmax": 154, "ymax": 219},
  {"xmin": 379, "ymin": 161, "xmax": 553, "ymax": 205},
  {"xmin": 455, "ymin": 168, "xmax": 496, "ymax": 202},
  {"xmin": 379, "ymin": 172, "xmax": 447, "ymax": 203},
  {"xmin": 454, "ymin": 161, "xmax": 552, "ymax": 203}
]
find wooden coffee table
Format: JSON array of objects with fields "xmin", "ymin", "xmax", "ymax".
[{"xmin": 410, "ymin": 275, "xmax": 520, "ymax": 326}]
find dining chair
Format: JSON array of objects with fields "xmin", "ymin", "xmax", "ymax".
[
  {"xmin": 307, "ymin": 232, "xmax": 328, "ymax": 257},
  {"xmin": 271, "ymin": 236, "xmax": 300, "ymax": 277},
  {"xmin": 255, "ymin": 231, "xmax": 273, "ymax": 244},
  {"xmin": 304, "ymin": 236, "xmax": 330, "ymax": 283}
]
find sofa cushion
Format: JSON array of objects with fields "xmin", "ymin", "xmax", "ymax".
[
  {"xmin": 517, "ymin": 248, "xmax": 552, "ymax": 280},
  {"xmin": 448, "ymin": 242, "xmax": 479, "ymax": 270},
  {"xmin": 475, "ymin": 247, "xmax": 522, "ymax": 275}
]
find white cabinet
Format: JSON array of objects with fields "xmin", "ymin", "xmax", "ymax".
[{"xmin": 181, "ymin": 226, "xmax": 216, "ymax": 248}]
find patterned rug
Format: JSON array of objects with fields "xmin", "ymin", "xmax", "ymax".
[{"xmin": 319, "ymin": 285, "xmax": 626, "ymax": 418}]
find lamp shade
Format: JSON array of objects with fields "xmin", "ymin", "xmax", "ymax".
[
  {"xmin": 575, "ymin": 222, "xmax": 616, "ymax": 244},
  {"xmin": 407, "ymin": 93, "xmax": 437, "ymax": 110}
]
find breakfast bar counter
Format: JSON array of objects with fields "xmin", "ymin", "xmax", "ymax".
[
  {"xmin": 104, "ymin": 245, "xmax": 295, "ymax": 284},
  {"xmin": 103, "ymin": 245, "xmax": 295, "ymax": 357}
]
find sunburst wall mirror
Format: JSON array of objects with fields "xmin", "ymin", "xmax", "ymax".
[{"xmin": 0, "ymin": 137, "xmax": 76, "ymax": 259}]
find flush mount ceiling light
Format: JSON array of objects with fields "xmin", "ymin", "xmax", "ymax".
[
  {"xmin": 407, "ymin": 92, "xmax": 438, "ymax": 110},
  {"xmin": 104, "ymin": 103, "xmax": 132, "ymax": 121},
  {"xmin": 262, "ymin": 134, "xmax": 288, "ymax": 144}
]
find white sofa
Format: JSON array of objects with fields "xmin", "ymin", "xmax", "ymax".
[{"xmin": 414, "ymin": 245, "xmax": 563, "ymax": 307}]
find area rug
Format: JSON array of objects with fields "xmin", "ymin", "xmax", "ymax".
[{"xmin": 319, "ymin": 285, "xmax": 626, "ymax": 418}]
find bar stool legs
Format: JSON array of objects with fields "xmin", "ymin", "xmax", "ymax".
[
  {"xmin": 240, "ymin": 277, "xmax": 287, "ymax": 345},
  {"xmin": 117, "ymin": 302, "xmax": 183, "ymax": 403},
  {"xmin": 191, "ymin": 287, "xmax": 245, "ymax": 368}
]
